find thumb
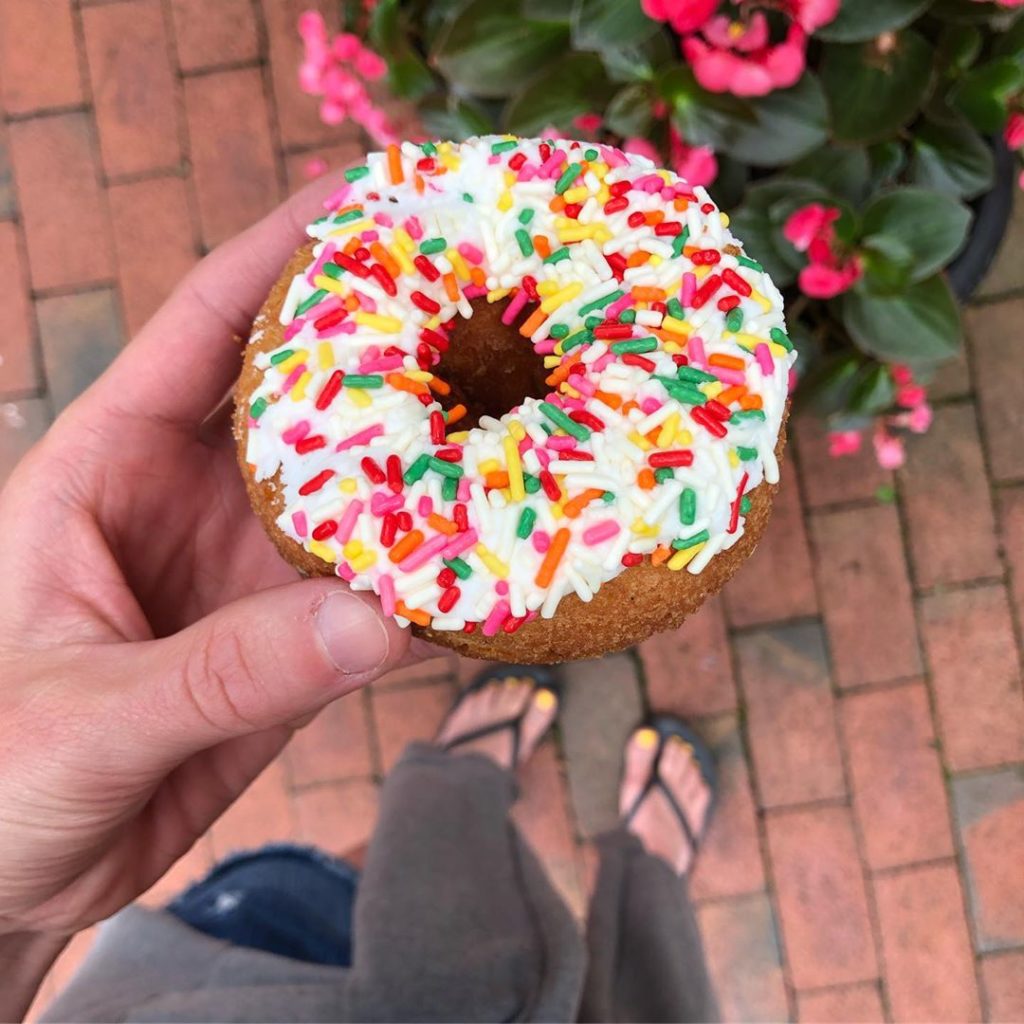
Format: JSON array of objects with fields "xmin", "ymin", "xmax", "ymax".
[{"xmin": 115, "ymin": 579, "xmax": 408, "ymax": 762}]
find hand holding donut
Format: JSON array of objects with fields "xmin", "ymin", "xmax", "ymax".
[{"xmin": 0, "ymin": 175, "xmax": 411, "ymax": 1020}]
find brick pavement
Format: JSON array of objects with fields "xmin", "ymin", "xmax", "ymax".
[{"xmin": 1, "ymin": 3, "xmax": 1021, "ymax": 1019}]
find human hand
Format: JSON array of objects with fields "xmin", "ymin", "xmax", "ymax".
[{"xmin": 0, "ymin": 175, "xmax": 413, "ymax": 1010}]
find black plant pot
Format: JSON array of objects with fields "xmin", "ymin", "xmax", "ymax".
[{"xmin": 948, "ymin": 138, "xmax": 1017, "ymax": 302}]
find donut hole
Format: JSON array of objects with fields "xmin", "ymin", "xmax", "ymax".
[{"xmin": 436, "ymin": 298, "xmax": 550, "ymax": 428}]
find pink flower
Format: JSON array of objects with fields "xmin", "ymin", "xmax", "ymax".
[
  {"xmin": 896, "ymin": 383, "xmax": 927, "ymax": 408},
  {"xmin": 703, "ymin": 12, "xmax": 769, "ymax": 50},
  {"xmin": 573, "ymin": 112, "xmax": 603, "ymax": 134},
  {"xmin": 683, "ymin": 22, "xmax": 806, "ymax": 96},
  {"xmin": 828, "ymin": 430, "xmax": 862, "ymax": 457},
  {"xmin": 669, "ymin": 124, "xmax": 717, "ymax": 187},
  {"xmin": 623, "ymin": 137, "xmax": 662, "ymax": 163},
  {"xmin": 798, "ymin": 259, "xmax": 862, "ymax": 298},
  {"xmin": 1005, "ymin": 111, "xmax": 1024, "ymax": 150},
  {"xmin": 873, "ymin": 425, "xmax": 906, "ymax": 469},
  {"xmin": 783, "ymin": 203, "xmax": 839, "ymax": 251},
  {"xmin": 889, "ymin": 364, "xmax": 914, "ymax": 387},
  {"xmin": 902, "ymin": 402, "xmax": 933, "ymax": 433},
  {"xmin": 785, "ymin": 201, "xmax": 862, "ymax": 298},
  {"xmin": 786, "ymin": 0, "xmax": 840, "ymax": 31},
  {"xmin": 642, "ymin": 0, "xmax": 719, "ymax": 34}
]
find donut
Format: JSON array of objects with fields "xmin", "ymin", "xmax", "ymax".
[{"xmin": 235, "ymin": 136, "xmax": 795, "ymax": 663}]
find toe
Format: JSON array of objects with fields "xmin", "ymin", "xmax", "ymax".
[
  {"xmin": 517, "ymin": 688, "xmax": 558, "ymax": 761},
  {"xmin": 619, "ymin": 727, "xmax": 659, "ymax": 816}
]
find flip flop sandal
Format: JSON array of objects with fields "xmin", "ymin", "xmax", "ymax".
[
  {"xmin": 624, "ymin": 714, "xmax": 719, "ymax": 860},
  {"xmin": 438, "ymin": 663, "xmax": 562, "ymax": 765}
]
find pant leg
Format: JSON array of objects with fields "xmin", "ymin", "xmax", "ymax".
[
  {"xmin": 578, "ymin": 828, "xmax": 719, "ymax": 1024},
  {"xmin": 344, "ymin": 742, "xmax": 586, "ymax": 1023}
]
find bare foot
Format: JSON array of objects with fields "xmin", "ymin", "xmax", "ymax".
[
  {"xmin": 436, "ymin": 674, "xmax": 558, "ymax": 771},
  {"xmin": 620, "ymin": 727, "xmax": 712, "ymax": 875}
]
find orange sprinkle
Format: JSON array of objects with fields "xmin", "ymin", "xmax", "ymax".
[
  {"xmin": 443, "ymin": 273, "xmax": 459, "ymax": 302},
  {"xmin": 650, "ymin": 545, "xmax": 672, "ymax": 567},
  {"xmin": 546, "ymin": 366, "xmax": 571, "ymax": 387},
  {"xmin": 485, "ymin": 471, "xmax": 510, "ymax": 489},
  {"xmin": 645, "ymin": 210, "xmax": 665, "ymax": 225},
  {"xmin": 631, "ymin": 286, "xmax": 666, "ymax": 303},
  {"xmin": 370, "ymin": 242, "xmax": 400, "ymax": 279},
  {"xmin": 709, "ymin": 353, "xmax": 745, "ymax": 371},
  {"xmin": 535, "ymin": 527, "xmax": 570, "ymax": 588},
  {"xmin": 637, "ymin": 468, "xmax": 656, "ymax": 490},
  {"xmin": 627, "ymin": 250, "xmax": 651, "ymax": 268},
  {"xmin": 389, "ymin": 529, "xmax": 424, "ymax": 564},
  {"xmin": 563, "ymin": 488, "xmax": 604, "ymax": 519},
  {"xmin": 740, "ymin": 394, "xmax": 763, "ymax": 410},
  {"xmin": 426, "ymin": 513, "xmax": 459, "ymax": 535},
  {"xmin": 470, "ymin": 266, "xmax": 486, "ymax": 287},
  {"xmin": 446, "ymin": 403, "xmax": 467, "ymax": 425},
  {"xmin": 718, "ymin": 385, "xmax": 748, "ymax": 406},
  {"xmin": 334, "ymin": 203, "xmax": 361, "ymax": 217},
  {"xmin": 533, "ymin": 234, "xmax": 551, "ymax": 258},
  {"xmin": 395, "ymin": 600, "xmax": 430, "ymax": 626},
  {"xmin": 673, "ymin": 196, "xmax": 690, "ymax": 211},
  {"xmin": 427, "ymin": 375, "xmax": 451, "ymax": 396},
  {"xmin": 653, "ymin": 326, "xmax": 687, "ymax": 344},
  {"xmin": 520, "ymin": 307, "xmax": 547, "ymax": 337},
  {"xmin": 387, "ymin": 143, "xmax": 404, "ymax": 185},
  {"xmin": 343, "ymin": 237, "xmax": 362, "ymax": 255},
  {"xmin": 549, "ymin": 195, "xmax": 566, "ymax": 212},
  {"xmin": 343, "ymin": 294, "xmax": 360, "ymax": 311},
  {"xmin": 387, "ymin": 373, "xmax": 429, "ymax": 396},
  {"xmin": 594, "ymin": 390, "xmax": 622, "ymax": 409},
  {"xmin": 645, "ymin": 426, "xmax": 662, "ymax": 444},
  {"xmin": 414, "ymin": 173, "xmax": 425, "ymax": 194},
  {"xmin": 621, "ymin": 400, "xmax": 640, "ymax": 416}
]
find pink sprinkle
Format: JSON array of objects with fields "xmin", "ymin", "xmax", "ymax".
[
  {"xmin": 501, "ymin": 288, "xmax": 529, "ymax": 325},
  {"xmin": 681, "ymin": 273, "xmax": 696, "ymax": 306},
  {"xmin": 406, "ymin": 216, "xmax": 423, "ymax": 240},
  {"xmin": 371, "ymin": 491, "xmax": 404, "ymax": 515},
  {"xmin": 337, "ymin": 499, "xmax": 363, "ymax": 543},
  {"xmin": 353, "ymin": 290, "xmax": 377, "ymax": 313},
  {"xmin": 660, "ymin": 186, "xmax": 675, "ymax": 201},
  {"xmin": 583, "ymin": 520, "xmax": 620, "ymax": 546},
  {"xmin": 562, "ymin": 396, "xmax": 585, "ymax": 411},
  {"xmin": 306, "ymin": 242, "xmax": 336, "ymax": 285},
  {"xmin": 282, "ymin": 420, "xmax": 311, "ymax": 444},
  {"xmin": 318, "ymin": 320, "xmax": 356, "ymax": 339},
  {"xmin": 601, "ymin": 145, "xmax": 627, "ymax": 167},
  {"xmin": 606, "ymin": 294, "xmax": 632, "ymax": 319},
  {"xmin": 495, "ymin": 580, "xmax": 509, "ymax": 596},
  {"xmin": 291, "ymin": 510, "xmax": 308, "ymax": 537},
  {"xmin": 359, "ymin": 354, "xmax": 404, "ymax": 373},
  {"xmin": 547, "ymin": 435, "xmax": 577, "ymax": 451},
  {"xmin": 574, "ymin": 377, "xmax": 597, "ymax": 396},
  {"xmin": 755, "ymin": 343, "xmax": 775, "ymax": 375},
  {"xmin": 535, "ymin": 447, "xmax": 551, "ymax": 469},
  {"xmin": 457, "ymin": 479, "xmax": 471, "ymax": 502},
  {"xmin": 379, "ymin": 574, "xmax": 396, "ymax": 616},
  {"xmin": 534, "ymin": 339, "xmax": 557, "ymax": 355},
  {"xmin": 640, "ymin": 397, "xmax": 661, "ymax": 415},
  {"xmin": 532, "ymin": 531, "xmax": 551, "ymax": 553},
  {"xmin": 398, "ymin": 533, "xmax": 448, "ymax": 572},
  {"xmin": 688, "ymin": 335, "xmax": 706, "ymax": 365},
  {"xmin": 336, "ymin": 562, "xmax": 355, "ymax": 581},
  {"xmin": 361, "ymin": 230, "xmax": 380, "ymax": 242},
  {"xmin": 713, "ymin": 366, "xmax": 746, "ymax": 386},
  {"xmin": 336, "ymin": 423, "xmax": 385, "ymax": 451},
  {"xmin": 458, "ymin": 242, "xmax": 483, "ymax": 264},
  {"xmin": 487, "ymin": 154, "xmax": 501, "ymax": 164},
  {"xmin": 593, "ymin": 353, "xmax": 614, "ymax": 373},
  {"xmin": 280, "ymin": 363, "xmax": 306, "ymax": 394},
  {"xmin": 517, "ymin": 164, "xmax": 538, "ymax": 182},
  {"xmin": 482, "ymin": 599, "xmax": 510, "ymax": 637},
  {"xmin": 540, "ymin": 151, "xmax": 565, "ymax": 177},
  {"xmin": 284, "ymin": 319, "xmax": 306, "ymax": 340},
  {"xmin": 442, "ymin": 528, "xmax": 478, "ymax": 559},
  {"xmin": 463, "ymin": 285, "xmax": 487, "ymax": 299},
  {"xmin": 518, "ymin": 436, "xmax": 531, "ymax": 454},
  {"xmin": 372, "ymin": 212, "xmax": 393, "ymax": 227},
  {"xmin": 417, "ymin": 495, "xmax": 433, "ymax": 517}
]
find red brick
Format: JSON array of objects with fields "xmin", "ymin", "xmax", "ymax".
[
  {"xmin": 796, "ymin": 983, "xmax": 885, "ymax": 1023},
  {"xmin": 183, "ymin": 68, "xmax": 280, "ymax": 249},
  {"xmin": 873, "ymin": 863, "xmax": 982, "ymax": 1023},
  {"xmin": 840, "ymin": 682, "xmax": 953, "ymax": 870},
  {"xmin": 82, "ymin": 1, "xmax": 181, "ymax": 179},
  {"xmin": 793, "ymin": 413, "xmax": 892, "ymax": 509},
  {"xmin": 9, "ymin": 114, "xmax": 114, "ymax": 290},
  {"xmin": 967, "ymin": 299, "xmax": 1024, "ymax": 483},
  {"xmin": 734, "ymin": 623, "xmax": 846, "ymax": 809},
  {"xmin": 293, "ymin": 778, "xmax": 379, "ymax": 855},
  {"xmin": 139, "ymin": 833, "xmax": 214, "ymax": 906},
  {"xmin": 0, "ymin": 222, "xmax": 37, "ymax": 394},
  {"xmin": 0, "ymin": 0, "xmax": 83, "ymax": 115},
  {"xmin": 285, "ymin": 690, "xmax": 373, "ymax": 787},
  {"xmin": 284, "ymin": 135, "xmax": 367, "ymax": 194},
  {"xmin": 899, "ymin": 404, "xmax": 1001, "ymax": 588},
  {"xmin": 371, "ymin": 680, "xmax": 454, "ymax": 773},
  {"xmin": 170, "ymin": 0, "xmax": 260, "ymax": 72},
  {"xmin": 375, "ymin": 653, "xmax": 456, "ymax": 690},
  {"xmin": 952, "ymin": 767, "xmax": 1024, "ymax": 953},
  {"xmin": 0, "ymin": 120, "xmax": 16, "ymax": 219},
  {"xmin": 640, "ymin": 595, "xmax": 736, "ymax": 719},
  {"xmin": 980, "ymin": 951, "xmax": 1024, "ymax": 1023},
  {"xmin": 210, "ymin": 756, "xmax": 295, "ymax": 857},
  {"xmin": 919, "ymin": 585, "xmax": 1024, "ymax": 772},
  {"xmin": 261, "ymin": 0, "xmax": 341, "ymax": 149},
  {"xmin": 765, "ymin": 805, "xmax": 878, "ymax": 989},
  {"xmin": 689, "ymin": 714, "xmax": 765, "ymax": 901},
  {"xmin": 998, "ymin": 487, "xmax": 1024, "ymax": 632},
  {"xmin": 512, "ymin": 741, "xmax": 585, "ymax": 918},
  {"xmin": 697, "ymin": 893, "xmax": 789, "ymax": 1023},
  {"xmin": 0, "ymin": 398, "xmax": 50, "ymax": 488},
  {"xmin": 36, "ymin": 290, "xmax": 123, "ymax": 411},
  {"xmin": 927, "ymin": 347, "xmax": 971, "ymax": 401},
  {"xmin": 811, "ymin": 504, "xmax": 921, "ymax": 688},
  {"xmin": 108, "ymin": 176, "xmax": 197, "ymax": 335},
  {"xmin": 723, "ymin": 463, "xmax": 818, "ymax": 627}
]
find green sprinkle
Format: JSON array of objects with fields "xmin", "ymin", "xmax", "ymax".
[
  {"xmin": 725, "ymin": 308, "xmax": 744, "ymax": 332},
  {"xmin": 429, "ymin": 456, "xmax": 463, "ymax": 478},
  {"xmin": 462, "ymin": 192, "xmax": 474, "ymax": 203},
  {"xmin": 342, "ymin": 374, "xmax": 384, "ymax": 389},
  {"xmin": 249, "ymin": 397, "xmax": 267, "ymax": 419},
  {"xmin": 516, "ymin": 507, "xmax": 536, "ymax": 539},
  {"xmin": 443, "ymin": 556, "xmax": 472, "ymax": 579},
  {"xmin": 584, "ymin": 148, "xmax": 599, "ymax": 160},
  {"xmin": 524, "ymin": 473, "xmax": 542, "ymax": 494},
  {"xmin": 672, "ymin": 226, "xmax": 691, "ymax": 256},
  {"xmin": 738, "ymin": 256, "xmax": 763, "ymax": 271},
  {"xmin": 666, "ymin": 297, "xmax": 685, "ymax": 320},
  {"xmin": 421, "ymin": 141, "xmax": 437, "ymax": 155},
  {"xmin": 561, "ymin": 329, "xmax": 593, "ymax": 352},
  {"xmin": 295, "ymin": 289, "xmax": 328, "ymax": 316},
  {"xmin": 539, "ymin": 401, "xmax": 590, "ymax": 441},
  {"xmin": 618, "ymin": 308, "xmax": 637, "ymax": 324},
  {"xmin": 403, "ymin": 454, "xmax": 431, "ymax": 484},
  {"xmin": 579, "ymin": 289, "xmax": 624, "ymax": 316},
  {"xmin": 737, "ymin": 445, "xmax": 759, "ymax": 461},
  {"xmin": 601, "ymin": 490, "xmax": 616, "ymax": 502},
  {"xmin": 731, "ymin": 409, "xmax": 766, "ymax": 422},
  {"xmin": 654, "ymin": 467, "xmax": 675, "ymax": 484},
  {"xmin": 334, "ymin": 208, "xmax": 364, "ymax": 225},
  {"xmin": 677, "ymin": 365, "xmax": 717, "ymax": 384},
  {"xmin": 419, "ymin": 237, "xmax": 446, "ymax": 255},
  {"xmin": 544, "ymin": 247, "xmax": 571, "ymax": 264},
  {"xmin": 554, "ymin": 162, "xmax": 583, "ymax": 194},
  {"xmin": 550, "ymin": 323, "xmax": 569, "ymax": 339},
  {"xmin": 344, "ymin": 165, "xmax": 370, "ymax": 182},
  {"xmin": 321, "ymin": 261, "xmax": 344, "ymax": 280},
  {"xmin": 584, "ymin": 315, "xmax": 603, "ymax": 329},
  {"xmin": 518, "ymin": 207, "xmax": 535, "ymax": 225},
  {"xmin": 673, "ymin": 529, "xmax": 710, "ymax": 550},
  {"xmin": 770, "ymin": 327, "xmax": 793, "ymax": 351},
  {"xmin": 492, "ymin": 139, "xmax": 518, "ymax": 154},
  {"xmin": 270, "ymin": 348, "xmax": 294, "ymax": 365},
  {"xmin": 740, "ymin": 496, "xmax": 752, "ymax": 514},
  {"xmin": 680, "ymin": 488, "xmax": 696, "ymax": 525},
  {"xmin": 664, "ymin": 383, "xmax": 708, "ymax": 406},
  {"xmin": 442, "ymin": 476, "xmax": 459, "ymax": 501},
  {"xmin": 515, "ymin": 229, "xmax": 534, "ymax": 257},
  {"xmin": 611, "ymin": 337, "xmax": 658, "ymax": 355}
]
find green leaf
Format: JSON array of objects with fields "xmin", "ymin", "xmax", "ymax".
[
  {"xmin": 867, "ymin": 140, "xmax": 907, "ymax": 191},
  {"xmin": 908, "ymin": 116, "xmax": 994, "ymax": 199},
  {"xmin": 522, "ymin": 0, "xmax": 575, "ymax": 21},
  {"xmin": 431, "ymin": 2, "xmax": 569, "ymax": 98},
  {"xmin": 661, "ymin": 67, "xmax": 756, "ymax": 151},
  {"xmin": 600, "ymin": 31, "xmax": 674, "ymax": 83},
  {"xmin": 848, "ymin": 363, "xmax": 896, "ymax": 415},
  {"xmin": 571, "ymin": 0, "xmax": 659, "ymax": 51},
  {"xmin": 794, "ymin": 352, "xmax": 865, "ymax": 417},
  {"xmin": 715, "ymin": 74, "xmax": 828, "ymax": 167},
  {"xmin": 816, "ymin": 0, "xmax": 931, "ymax": 42},
  {"xmin": 860, "ymin": 187, "xmax": 973, "ymax": 282},
  {"xmin": 937, "ymin": 23, "xmax": 982, "ymax": 72},
  {"xmin": 419, "ymin": 95, "xmax": 496, "ymax": 140},
  {"xmin": 788, "ymin": 146, "xmax": 871, "ymax": 205},
  {"xmin": 949, "ymin": 58, "xmax": 1024, "ymax": 132},
  {"xmin": 840, "ymin": 275, "xmax": 962, "ymax": 365},
  {"xmin": 604, "ymin": 82, "xmax": 655, "ymax": 137},
  {"xmin": 821, "ymin": 32, "xmax": 932, "ymax": 144},
  {"xmin": 369, "ymin": 0, "xmax": 435, "ymax": 98},
  {"xmin": 504, "ymin": 52, "xmax": 613, "ymax": 136},
  {"xmin": 707, "ymin": 153, "xmax": 748, "ymax": 211},
  {"xmin": 861, "ymin": 237, "xmax": 914, "ymax": 296},
  {"xmin": 993, "ymin": 11, "xmax": 1024, "ymax": 61}
]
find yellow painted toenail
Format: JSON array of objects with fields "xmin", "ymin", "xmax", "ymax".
[
  {"xmin": 635, "ymin": 727, "xmax": 659, "ymax": 749},
  {"xmin": 534, "ymin": 689, "xmax": 557, "ymax": 711}
]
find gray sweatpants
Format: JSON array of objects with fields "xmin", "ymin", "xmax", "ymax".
[{"xmin": 43, "ymin": 743, "xmax": 719, "ymax": 1023}]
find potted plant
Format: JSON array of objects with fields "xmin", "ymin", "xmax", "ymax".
[{"xmin": 298, "ymin": 0, "xmax": 1023, "ymax": 466}]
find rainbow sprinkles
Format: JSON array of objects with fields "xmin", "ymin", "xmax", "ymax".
[{"xmin": 244, "ymin": 135, "xmax": 796, "ymax": 636}]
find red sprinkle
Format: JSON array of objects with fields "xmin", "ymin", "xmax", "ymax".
[
  {"xmin": 386, "ymin": 454, "xmax": 403, "ymax": 493},
  {"xmin": 295, "ymin": 434, "xmax": 326, "ymax": 454},
  {"xmin": 604, "ymin": 196, "xmax": 629, "ymax": 214},
  {"xmin": 370, "ymin": 263, "xmax": 397, "ymax": 296},
  {"xmin": 438, "ymin": 586, "xmax": 461, "ymax": 614},
  {"xmin": 430, "ymin": 410, "xmax": 445, "ymax": 445},
  {"xmin": 621, "ymin": 552, "xmax": 643, "ymax": 567},
  {"xmin": 556, "ymin": 450, "xmax": 595, "ymax": 461},
  {"xmin": 729, "ymin": 472, "xmax": 749, "ymax": 534},
  {"xmin": 570, "ymin": 410, "xmax": 606, "ymax": 432},
  {"xmin": 627, "ymin": 211, "xmax": 646, "ymax": 228},
  {"xmin": 453, "ymin": 503, "xmax": 469, "ymax": 532},
  {"xmin": 722, "ymin": 268, "xmax": 752, "ymax": 296},
  {"xmin": 312, "ymin": 519, "xmax": 338, "ymax": 541},
  {"xmin": 563, "ymin": 203, "xmax": 582, "ymax": 219},
  {"xmin": 437, "ymin": 567, "xmax": 457, "ymax": 589},
  {"xmin": 649, "ymin": 450, "xmax": 694, "ymax": 468},
  {"xmin": 334, "ymin": 252, "xmax": 369, "ymax": 278},
  {"xmin": 315, "ymin": 370, "xmax": 344, "ymax": 411},
  {"xmin": 539, "ymin": 470, "xmax": 561, "ymax": 501},
  {"xmin": 299, "ymin": 469, "xmax": 334, "ymax": 495},
  {"xmin": 622, "ymin": 353, "xmax": 656, "ymax": 371},
  {"xmin": 314, "ymin": 308, "xmax": 346, "ymax": 331},
  {"xmin": 434, "ymin": 447, "xmax": 463, "ymax": 462},
  {"xmin": 463, "ymin": 621, "xmax": 478, "ymax": 633},
  {"xmin": 522, "ymin": 275, "xmax": 539, "ymax": 301},
  {"xmin": 717, "ymin": 295, "xmax": 740, "ymax": 312},
  {"xmin": 411, "ymin": 290, "xmax": 441, "ymax": 314},
  {"xmin": 396, "ymin": 511, "xmax": 413, "ymax": 532},
  {"xmin": 361, "ymin": 457, "xmax": 386, "ymax": 484},
  {"xmin": 691, "ymin": 274, "xmax": 722, "ymax": 309},
  {"xmin": 413, "ymin": 255, "xmax": 440, "ymax": 281},
  {"xmin": 503, "ymin": 614, "xmax": 527, "ymax": 634},
  {"xmin": 419, "ymin": 327, "xmax": 449, "ymax": 352},
  {"xmin": 609, "ymin": 180, "xmax": 632, "ymax": 196},
  {"xmin": 508, "ymin": 152, "xmax": 527, "ymax": 171},
  {"xmin": 655, "ymin": 221, "xmax": 683, "ymax": 236},
  {"xmin": 691, "ymin": 406, "xmax": 728, "ymax": 438},
  {"xmin": 380, "ymin": 513, "xmax": 397, "ymax": 546},
  {"xmin": 594, "ymin": 323, "xmax": 633, "ymax": 339},
  {"xmin": 704, "ymin": 399, "xmax": 731, "ymax": 421}
]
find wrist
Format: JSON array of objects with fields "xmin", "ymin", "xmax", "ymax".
[{"xmin": 0, "ymin": 929, "xmax": 69, "ymax": 1022}]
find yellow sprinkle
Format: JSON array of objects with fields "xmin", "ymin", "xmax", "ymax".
[
  {"xmin": 668, "ymin": 543, "xmax": 705, "ymax": 570},
  {"xmin": 479, "ymin": 458, "xmax": 501, "ymax": 475},
  {"xmin": 447, "ymin": 431, "xmax": 470, "ymax": 443},
  {"xmin": 597, "ymin": 186, "xmax": 610, "ymax": 204},
  {"xmin": 486, "ymin": 288, "xmax": 510, "ymax": 303},
  {"xmin": 663, "ymin": 340, "xmax": 684, "ymax": 355},
  {"xmin": 591, "ymin": 161, "xmax": 609, "ymax": 178},
  {"xmin": 290, "ymin": 371, "xmax": 312, "ymax": 401},
  {"xmin": 475, "ymin": 543, "xmax": 509, "ymax": 579},
  {"xmin": 394, "ymin": 227, "xmax": 417, "ymax": 253},
  {"xmin": 561, "ymin": 384, "xmax": 581, "ymax": 399},
  {"xmin": 351, "ymin": 551, "xmax": 377, "ymax": 572},
  {"xmin": 551, "ymin": 503, "xmax": 564, "ymax": 519},
  {"xmin": 447, "ymin": 248, "xmax": 470, "ymax": 281},
  {"xmin": 675, "ymin": 428, "xmax": 694, "ymax": 446},
  {"xmin": 354, "ymin": 311, "xmax": 403, "ymax": 333},
  {"xmin": 276, "ymin": 349, "xmax": 308, "ymax": 374},
  {"xmin": 347, "ymin": 388, "xmax": 372, "ymax": 408},
  {"xmin": 342, "ymin": 539, "xmax": 363, "ymax": 559},
  {"xmin": 327, "ymin": 219, "xmax": 371, "ymax": 237},
  {"xmin": 650, "ymin": 254, "xmax": 663, "ymax": 267},
  {"xmin": 314, "ymin": 274, "xmax": 348, "ymax": 297},
  {"xmin": 557, "ymin": 224, "xmax": 602, "ymax": 244},
  {"xmin": 389, "ymin": 243, "xmax": 415, "ymax": 275},
  {"xmin": 657, "ymin": 412, "xmax": 680, "ymax": 448},
  {"xmin": 543, "ymin": 355, "xmax": 561, "ymax": 368},
  {"xmin": 309, "ymin": 540, "xmax": 336, "ymax": 563},
  {"xmin": 732, "ymin": 332, "xmax": 765, "ymax": 351},
  {"xmin": 317, "ymin": 342, "xmax": 334, "ymax": 371},
  {"xmin": 695, "ymin": 264, "xmax": 712, "ymax": 280},
  {"xmin": 702, "ymin": 380, "xmax": 724, "ymax": 399},
  {"xmin": 339, "ymin": 477, "xmax": 357, "ymax": 494},
  {"xmin": 540, "ymin": 281, "xmax": 583, "ymax": 314},
  {"xmin": 628, "ymin": 431, "xmax": 653, "ymax": 451},
  {"xmin": 425, "ymin": 315, "xmax": 441, "ymax": 330},
  {"xmin": 537, "ymin": 280, "xmax": 558, "ymax": 296},
  {"xmin": 508, "ymin": 420, "xmax": 526, "ymax": 442},
  {"xmin": 661, "ymin": 315, "xmax": 691, "ymax": 336},
  {"xmin": 631, "ymin": 517, "xmax": 659, "ymax": 537},
  {"xmin": 769, "ymin": 341, "xmax": 788, "ymax": 359},
  {"xmin": 497, "ymin": 191, "xmax": 513, "ymax": 212},
  {"xmin": 563, "ymin": 185, "xmax": 590, "ymax": 204},
  {"xmin": 720, "ymin": 212, "xmax": 730, "ymax": 227},
  {"xmin": 504, "ymin": 435, "xmax": 525, "ymax": 501},
  {"xmin": 728, "ymin": 449, "xmax": 740, "ymax": 468},
  {"xmin": 406, "ymin": 369, "xmax": 432, "ymax": 382},
  {"xmin": 749, "ymin": 288, "xmax": 773, "ymax": 312},
  {"xmin": 504, "ymin": 170, "xmax": 516, "ymax": 188}
]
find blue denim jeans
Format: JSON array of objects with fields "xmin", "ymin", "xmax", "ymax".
[{"xmin": 167, "ymin": 843, "xmax": 358, "ymax": 967}]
